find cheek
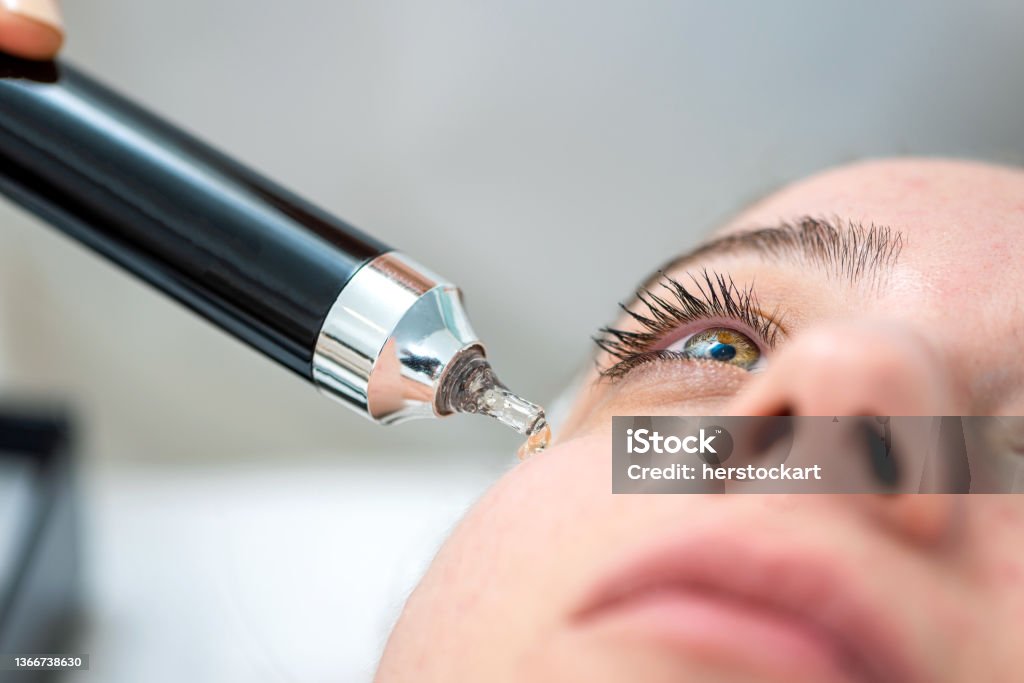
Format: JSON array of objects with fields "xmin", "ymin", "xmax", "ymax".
[
  {"xmin": 952, "ymin": 499, "xmax": 1024, "ymax": 671},
  {"xmin": 424, "ymin": 432, "xmax": 616, "ymax": 612},
  {"xmin": 379, "ymin": 433, "xmax": 619, "ymax": 677},
  {"xmin": 980, "ymin": 501, "xmax": 1024, "ymax": 593},
  {"xmin": 407, "ymin": 428, "xmax": 730, "ymax": 627}
]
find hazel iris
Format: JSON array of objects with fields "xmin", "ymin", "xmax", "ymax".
[{"xmin": 677, "ymin": 328, "xmax": 760, "ymax": 369}]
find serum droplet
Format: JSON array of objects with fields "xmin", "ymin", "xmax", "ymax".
[{"xmin": 517, "ymin": 422, "xmax": 552, "ymax": 460}]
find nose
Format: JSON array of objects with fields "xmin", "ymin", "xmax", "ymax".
[
  {"xmin": 730, "ymin": 319, "xmax": 963, "ymax": 544},
  {"xmin": 730, "ymin": 319, "xmax": 963, "ymax": 417}
]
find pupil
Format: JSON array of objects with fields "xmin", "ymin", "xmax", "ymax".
[{"xmin": 709, "ymin": 343, "xmax": 736, "ymax": 361}]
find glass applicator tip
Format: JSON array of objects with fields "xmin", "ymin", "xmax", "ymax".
[{"xmin": 439, "ymin": 349, "xmax": 551, "ymax": 457}]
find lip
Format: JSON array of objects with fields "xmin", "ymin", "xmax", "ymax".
[{"xmin": 571, "ymin": 532, "xmax": 925, "ymax": 683}]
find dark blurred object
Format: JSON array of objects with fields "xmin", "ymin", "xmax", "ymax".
[{"xmin": 0, "ymin": 405, "xmax": 80, "ymax": 682}]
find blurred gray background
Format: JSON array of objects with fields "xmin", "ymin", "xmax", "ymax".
[{"xmin": 0, "ymin": 1, "xmax": 1021, "ymax": 681}]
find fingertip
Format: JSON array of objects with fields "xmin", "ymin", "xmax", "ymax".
[{"xmin": 0, "ymin": 2, "xmax": 64, "ymax": 60}]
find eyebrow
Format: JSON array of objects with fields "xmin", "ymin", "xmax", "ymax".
[{"xmin": 643, "ymin": 216, "xmax": 904, "ymax": 291}]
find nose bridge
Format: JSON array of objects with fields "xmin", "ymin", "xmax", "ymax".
[
  {"xmin": 730, "ymin": 317, "xmax": 964, "ymax": 417},
  {"xmin": 729, "ymin": 319, "xmax": 966, "ymax": 545}
]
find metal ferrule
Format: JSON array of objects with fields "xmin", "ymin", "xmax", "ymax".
[{"xmin": 312, "ymin": 252, "xmax": 482, "ymax": 424}]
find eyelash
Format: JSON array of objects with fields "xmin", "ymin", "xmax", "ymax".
[{"xmin": 593, "ymin": 269, "xmax": 784, "ymax": 379}]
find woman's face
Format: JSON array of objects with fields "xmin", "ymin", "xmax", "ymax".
[{"xmin": 376, "ymin": 159, "xmax": 1024, "ymax": 683}]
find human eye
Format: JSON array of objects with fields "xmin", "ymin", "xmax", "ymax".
[
  {"xmin": 664, "ymin": 327, "xmax": 765, "ymax": 369},
  {"xmin": 593, "ymin": 269, "xmax": 784, "ymax": 381}
]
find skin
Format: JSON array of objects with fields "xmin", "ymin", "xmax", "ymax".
[
  {"xmin": 0, "ymin": 0, "xmax": 63, "ymax": 60},
  {"xmin": 376, "ymin": 159, "xmax": 1024, "ymax": 682}
]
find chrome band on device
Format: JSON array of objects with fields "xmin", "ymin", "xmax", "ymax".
[{"xmin": 311, "ymin": 251, "xmax": 483, "ymax": 424}]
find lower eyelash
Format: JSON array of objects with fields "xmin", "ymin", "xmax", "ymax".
[
  {"xmin": 592, "ymin": 269, "xmax": 783, "ymax": 378},
  {"xmin": 596, "ymin": 349, "xmax": 691, "ymax": 380}
]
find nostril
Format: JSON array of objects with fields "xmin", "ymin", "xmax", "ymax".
[
  {"xmin": 855, "ymin": 418, "xmax": 901, "ymax": 489},
  {"xmin": 750, "ymin": 402, "xmax": 792, "ymax": 418},
  {"xmin": 749, "ymin": 417, "xmax": 794, "ymax": 459}
]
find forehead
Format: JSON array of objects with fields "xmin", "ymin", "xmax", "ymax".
[{"xmin": 719, "ymin": 159, "xmax": 1024, "ymax": 283}]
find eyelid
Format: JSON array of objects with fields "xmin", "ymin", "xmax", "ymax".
[
  {"xmin": 604, "ymin": 325, "xmax": 770, "ymax": 381},
  {"xmin": 592, "ymin": 269, "xmax": 786, "ymax": 379},
  {"xmin": 657, "ymin": 316, "xmax": 778, "ymax": 354}
]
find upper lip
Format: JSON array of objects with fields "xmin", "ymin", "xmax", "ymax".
[{"xmin": 571, "ymin": 530, "xmax": 927, "ymax": 683}]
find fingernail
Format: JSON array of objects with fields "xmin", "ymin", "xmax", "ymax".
[{"xmin": 2, "ymin": 0, "xmax": 63, "ymax": 32}]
